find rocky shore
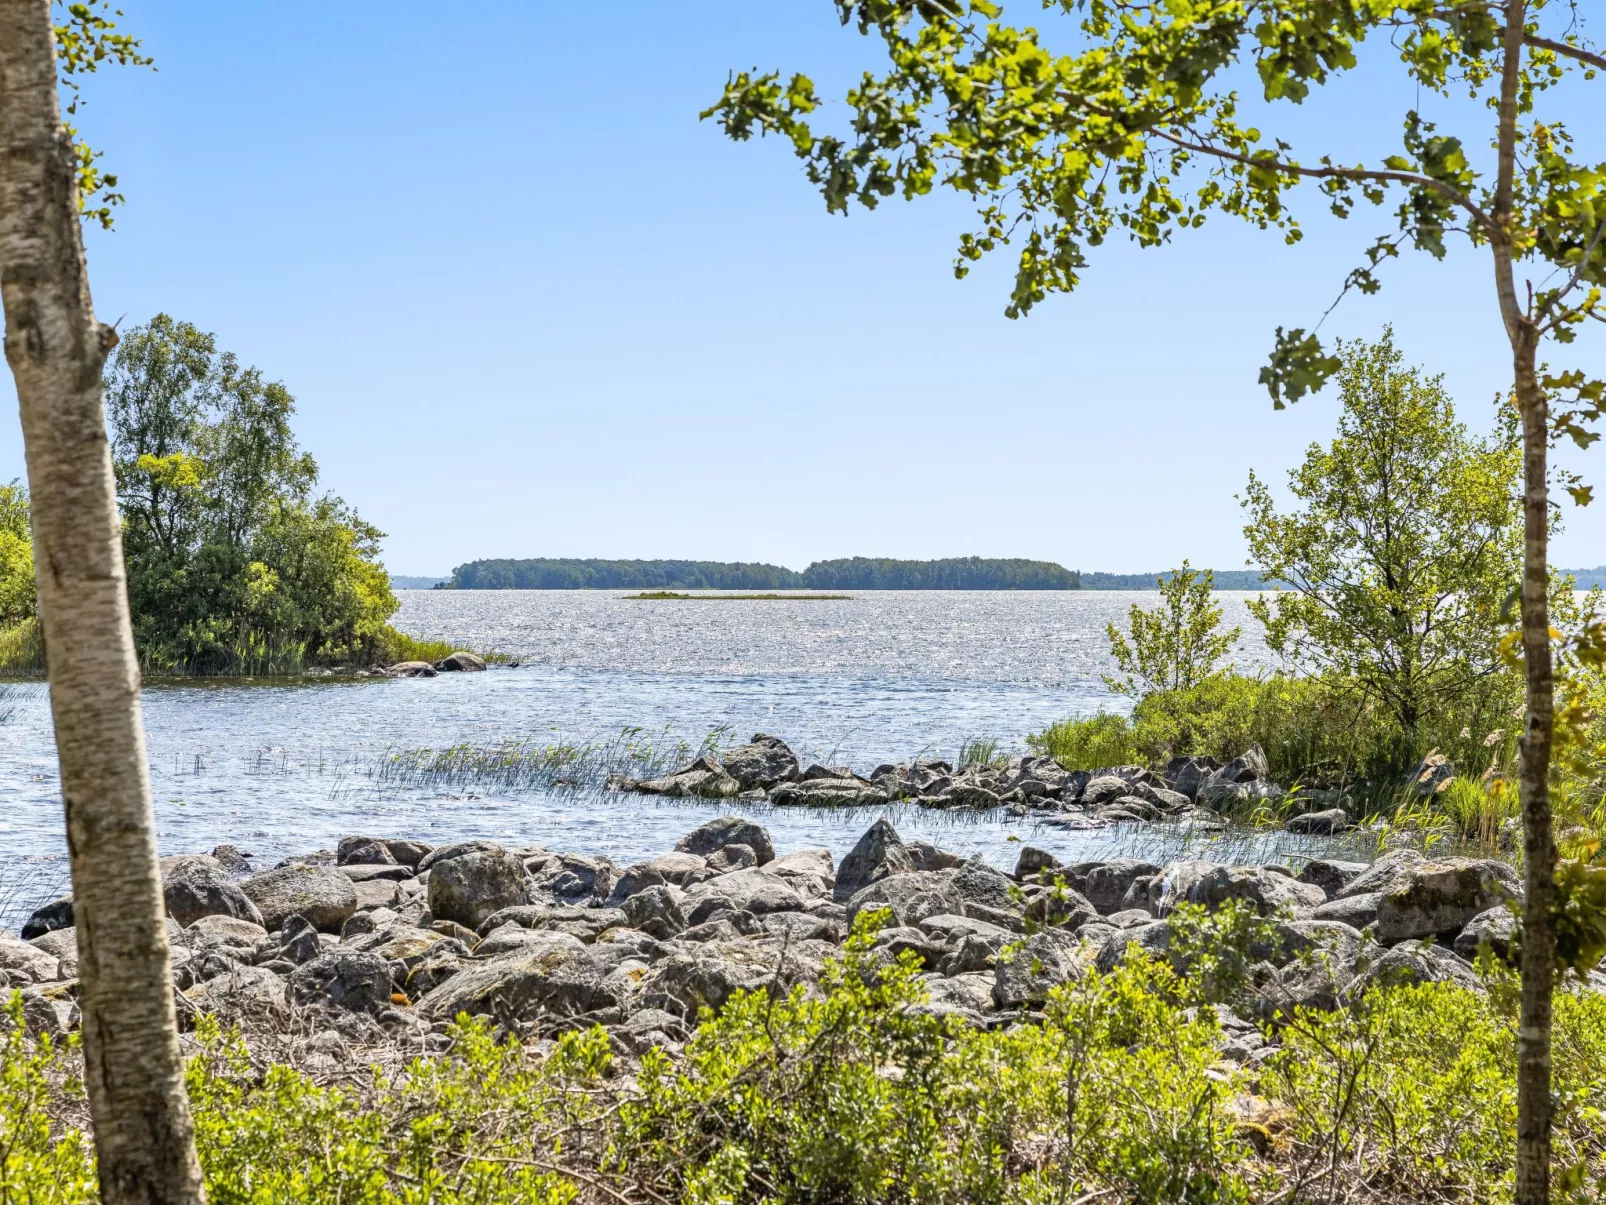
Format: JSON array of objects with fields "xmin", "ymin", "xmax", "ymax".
[
  {"xmin": 612, "ymin": 732, "xmax": 1358, "ymax": 836},
  {"xmin": 4, "ymin": 792, "xmax": 1556, "ymax": 1065}
]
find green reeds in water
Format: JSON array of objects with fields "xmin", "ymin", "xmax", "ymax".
[{"xmin": 359, "ymin": 726, "xmax": 729, "ymax": 796}]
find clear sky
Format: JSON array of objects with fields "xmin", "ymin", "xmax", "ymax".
[{"xmin": 3, "ymin": 2, "xmax": 1602, "ymax": 576}]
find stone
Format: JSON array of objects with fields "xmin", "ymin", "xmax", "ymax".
[
  {"xmin": 184, "ymin": 964, "xmax": 288, "ymax": 1014},
  {"xmin": 1077, "ymin": 859, "xmax": 1161, "ymax": 913},
  {"xmin": 27, "ymin": 929, "xmax": 78, "ymax": 978},
  {"xmin": 1453, "ymin": 906, "xmax": 1518, "ymax": 962},
  {"xmin": 209, "ymin": 844, "xmax": 254, "ymax": 876},
  {"xmin": 683, "ymin": 868, "xmax": 805, "ymax": 924},
  {"xmin": 435, "ymin": 651, "xmax": 487, "ymax": 672},
  {"xmin": 1081, "ymin": 775, "xmax": 1139, "ymax": 807},
  {"xmin": 905, "ymin": 842, "xmax": 962, "ymax": 872},
  {"xmin": 187, "ymin": 914, "xmax": 268, "ymax": 943},
  {"xmin": 1335, "ymin": 849, "xmax": 1425, "ymax": 900},
  {"xmin": 340, "ymin": 863, "xmax": 413, "ymax": 883},
  {"xmin": 386, "ymin": 840, "xmax": 433, "ymax": 868},
  {"xmin": 951, "ymin": 860, "xmax": 1019, "ymax": 913},
  {"xmin": 1296, "ymin": 859, "xmax": 1369, "ymax": 899},
  {"xmin": 769, "ymin": 780, "xmax": 886, "ymax": 807},
  {"xmin": 622, "ymin": 885, "xmax": 687, "ymax": 938},
  {"xmin": 1347, "ymin": 940, "xmax": 1478, "ymax": 997},
  {"xmin": 606, "ymin": 862, "xmax": 667, "ymax": 904},
  {"xmin": 161, "ymin": 854, "xmax": 265, "ymax": 928},
  {"xmin": 636, "ymin": 763, "xmax": 743, "ymax": 799},
  {"xmin": 1165, "ymin": 756, "xmax": 1220, "ymax": 799},
  {"xmin": 1284, "ymin": 809, "xmax": 1349, "ymax": 835},
  {"xmin": 1211, "ymin": 744, "xmax": 1271, "ymax": 785},
  {"xmin": 1408, "ymin": 750, "xmax": 1455, "ymax": 797},
  {"xmin": 834, "ymin": 819, "xmax": 914, "ymax": 902},
  {"xmin": 718, "ymin": 734, "xmax": 799, "ymax": 790},
  {"xmin": 643, "ymin": 851, "xmax": 711, "ymax": 886},
  {"xmin": 873, "ymin": 925, "xmax": 948, "ymax": 969},
  {"xmin": 1013, "ymin": 846, "xmax": 1061, "ymax": 879},
  {"xmin": 352, "ymin": 880, "xmax": 402, "ymax": 911},
  {"xmin": 845, "ymin": 872, "xmax": 966, "ymax": 929},
  {"xmin": 388, "ymin": 661, "xmax": 438, "ymax": 678},
  {"xmin": 418, "ymin": 839, "xmax": 511, "ymax": 873},
  {"xmin": 530, "ymin": 854, "xmax": 617, "ymax": 903},
  {"xmin": 0, "ymin": 936, "xmax": 59, "ymax": 984},
  {"xmin": 288, "ymin": 949, "xmax": 392, "ymax": 1013},
  {"xmin": 1094, "ymin": 919, "xmax": 1173, "ymax": 974},
  {"xmin": 705, "ymin": 844, "xmax": 759, "ymax": 873},
  {"xmin": 19, "ymin": 896, "xmax": 73, "ymax": 940},
  {"xmin": 1148, "ymin": 861, "xmax": 1326, "ymax": 917},
  {"xmin": 241, "ymin": 863, "xmax": 359, "ymax": 932},
  {"xmin": 336, "ymin": 836, "xmax": 397, "ymax": 866},
  {"xmin": 418, "ymin": 932, "xmax": 603, "ymax": 1021},
  {"xmin": 1311, "ymin": 893, "xmax": 1382, "ymax": 930},
  {"xmin": 261, "ymin": 915, "xmax": 322, "ymax": 965},
  {"xmin": 1373, "ymin": 858, "xmax": 1521, "ymax": 944},
  {"xmin": 993, "ymin": 930, "xmax": 1087, "ymax": 1008},
  {"xmin": 1197, "ymin": 780, "xmax": 1286, "ymax": 811},
  {"xmin": 427, "ymin": 847, "xmax": 529, "ymax": 930}
]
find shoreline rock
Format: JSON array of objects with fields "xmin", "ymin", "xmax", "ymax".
[{"xmin": 11, "ymin": 811, "xmax": 1564, "ymax": 1059}]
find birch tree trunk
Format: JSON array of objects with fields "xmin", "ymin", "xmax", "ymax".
[{"xmin": 0, "ymin": 4, "xmax": 206, "ymax": 1204}]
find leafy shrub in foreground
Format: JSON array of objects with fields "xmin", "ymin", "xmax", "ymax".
[{"xmin": 7, "ymin": 919, "xmax": 1605, "ymax": 1204}]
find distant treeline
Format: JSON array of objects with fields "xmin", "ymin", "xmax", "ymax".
[
  {"xmin": 1081, "ymin": 569, "xmax": 1273, "ymax": 589},
  {"xmin": 445, "ymin": 557, "xmax": 1081, "ymax": 590}
]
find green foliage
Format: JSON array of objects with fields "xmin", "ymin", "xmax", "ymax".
[
  {"xmin": 0, "ymin": 482, "xmax": 35, "ymax": 630},
  {"xmin": 1271, "ymin": 981, "xmax": 1606, "ymax": 1202},
  {"xmin": 51, "ymin": 0, "xmax": 152, "ymax": 228},
  {"xmin": 1026, "ymin": 710, "xmax": 1138, "ymax": 770},
  {"xmin": 0, "ymin": 996, "xmax": 95, "ymax": 1205},
  {"xmin": 957, "ymin": 734, "xmax": 1004, "ymax": 767},
  {"xmin": 1244, "ymin": 333, "xmax": 1527, "ymax": 751},
  {"xmin": 703, "ymin": 1, "xmax": 1604, "ymax": 410},
  {"xmin": 10, "ymin": 923, "xmax": 1606, "ymax": 1203},
  {"xmin": 102, "ymin": 316, "xmax": 400, "ymax": 674},
  {"xmin": 799, "ymin": 556, "xmax": 1077, "ymax": 590},
  {"xmin": 1106, "ymin": 561, "xmax": 1241, "ymax": 696}
]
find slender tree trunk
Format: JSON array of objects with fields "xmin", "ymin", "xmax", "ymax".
[
  {"xmin": 0, "ymin": 5, "xmax": 206, "ymax": 1205},
  {"xmin": 1513, "ymin": 338, "xmax": 1556, "ymax": 1205}
]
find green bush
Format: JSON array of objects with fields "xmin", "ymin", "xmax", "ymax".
[
  {"xmin": 10, "ymin": 918, "xmax": 1604, "ymax": 1204},
  {"xmin": 1027, "ymin": 710, "xmax": 1139, "ymax": 770}
]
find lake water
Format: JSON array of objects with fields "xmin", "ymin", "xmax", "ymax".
[{"xmin": 3, "ymin": 590, "xmax": 1352, "ymax": 926}]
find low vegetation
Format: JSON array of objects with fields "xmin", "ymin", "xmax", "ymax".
[{"xmin": 8, "ymin": 913, "xmax": 1605, "ymax": 1204}]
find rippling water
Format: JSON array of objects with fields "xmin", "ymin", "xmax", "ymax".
[{"xmin": 2, "ymin": 590, "xmax": 1331, "ymax": 924}]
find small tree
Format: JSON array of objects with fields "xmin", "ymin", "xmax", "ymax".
[
  {"xmin": 705, "ymin": 6, "xmax": 1606, "ymax": 1190},
  {"xmin": 1105, "ymin": 562, "xmax": 1240, "ymax": 697},
  {"xmin": 1243, "ymin": 333, "xmax": 1526, "ymax": 758},
  {"xmin": 0, "ymin": 481, "xmax": 35, "ymax": 629}
]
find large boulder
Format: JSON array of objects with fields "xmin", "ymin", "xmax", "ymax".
[
  {"xmin": 1075, "ymin": 859, "xmax": 1161, "ymax": 913},
  {"xmin": 19, "ymin": 896, "xmax": 73, "ymax": 940},
  {"xmin": 1334, "ymin": 848, "xmax": 1424, "ymax": 900},
  {"xmin": 1285, "ymin": 809, "xmax": 1349, "ymax": 835},
  {"xmin": 336, "ymin": 836, "xmax": 397, "ymax": 866},
  {"xmin": 0, "ymin": 936, "xmax": 60, "ymax": 984},
  {"xmin": 1454, "ymin": 906, "xmax": 1518, "ymax": 962},
  {"xmin": 161, "ymin": 855, "xmax": 265, "ymax": 928},
  {"xmin": 418, "ymin": 933, "xmax": 607, "ymax": 1021},
  {"xmin": 428, "ymin": 846, "xmax": 529, "ymax": 930},
  {"xmin": 1148, "ymin": 861, "xmax": 1325, "ymax": 917},
  {"xmin": 674, "ymin": 817, "xmax": 775, "ymax": 865},
  {"xmin": 183, "ymin": 964, "xmax": 288, "ymax": 1015},
  {"xmin": 633, "ymin": 756, "xmax": 743, "ymax": 799},
  {"xmin": 1373, "ymin": 858, "xmax": 1520, "ymax": 944},
  {"xmin": 241, "ymin": 863, "xmax": 358, "ymax": 932},
  {"xmin": 834, "ymin": 819, "xmax": 914, "ymax": 902},
  {"xmin": 719, "ymin": 734, "xmax": 799, "ymax": 790},
  {"xmin": 845, "ymin": 872, "xmax": 966, "ymax": 929},
  {"xmin": 435, "ymin": 651, "xmax": 487, "ymax": 672},
  {"xmin": 1297, "ymin": 859, "xmax": 1369, "ymax": 899},
  {"xmin": 417, "ymin": 839, "xmax": 506, "ymax": 874},
  {"xmin": 683, "ymin": 868, "xmax": 805, "ymax": 925},
  {"xmin": 288, "ymin": 949, "xmax": 392, "ymax": 1013},
  {"xmin": 993, "ymin": 930, "xmax": 1089, "ymax": 1008}
]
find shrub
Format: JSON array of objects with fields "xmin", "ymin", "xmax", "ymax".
[{"xmin": 1027, "ymin": 710, "xmax": 1139, "ymax": 770}]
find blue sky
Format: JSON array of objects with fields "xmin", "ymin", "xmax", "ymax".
[{"xmin": 4, "ymin": 1, "xmax": 1603, "ymax": 575}]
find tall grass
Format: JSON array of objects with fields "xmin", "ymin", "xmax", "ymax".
[
  {"xmin": 1028, "ymin": 711, "xmax": 1139, "ymax": 770},
  {"xmin": 354, "ymin": 726, "xmax": 726, "ymax": 796},
  {"xmin": 0, "ymin": 618, "xmax": 45, "ymax": 678},
  {"xmin": 956, "ymin": 735, "xmax": 1005, "ymax": 768}
]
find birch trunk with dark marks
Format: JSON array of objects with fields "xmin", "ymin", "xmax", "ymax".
[
  {"xmin": 1490, "ymin": 5, "xmax": 1557, "ymax": 1202},
  {"xmin": 0, "ymin": 3, "xmax": 206, "ymax": 1204}
]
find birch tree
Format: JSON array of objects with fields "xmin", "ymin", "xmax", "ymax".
[
  {"xmin": 0, "ymin": 3, "xmax": 205, "ymax": 1203},
  {"xmin": 705, "ymin": 3, "xmax": 1606, "ymax": 1198}
]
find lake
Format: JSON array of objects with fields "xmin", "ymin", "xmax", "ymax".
[{"xmin": 3, "ymin": 590, "xmax": 1349, "ymax": 925}]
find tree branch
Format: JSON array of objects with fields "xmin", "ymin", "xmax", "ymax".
[{"xmin": 1522, "ymin": 31, "xmax": 1606, "ymax": 72}]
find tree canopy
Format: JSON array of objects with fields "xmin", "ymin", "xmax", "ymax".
[
  {"xmin": 446, "ymin": 556, "xmax": 1081, "ymax": 590},
  {"xmin": 103, "ymin": 315, "xmax": 398, "ymax": 673}
]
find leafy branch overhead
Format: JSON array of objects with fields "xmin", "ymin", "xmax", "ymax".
[
  {"xmin": 52, "ymin": 1, "xmax": 152, "ymax": 228},
  {"xmin": 703, "ymin": 0, "xmax": 1604, "ymax": 410}
]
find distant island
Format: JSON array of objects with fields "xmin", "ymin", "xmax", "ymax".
[
  {"xmin": 424, "ymin": 559, "xmax": 1606, "ymax": 592},
  {"xmin": 444, "ymin": 557, "xmax": 1079, "ymax": 590}
]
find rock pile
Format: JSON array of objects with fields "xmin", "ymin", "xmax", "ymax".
[
  {"xmin": 612, "ymin": 734, "xmax": 1345, "ymax": 835},
  {"xmin": 7, "ymin": 816, "xmax": 1555, "ymax": 1062}
]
